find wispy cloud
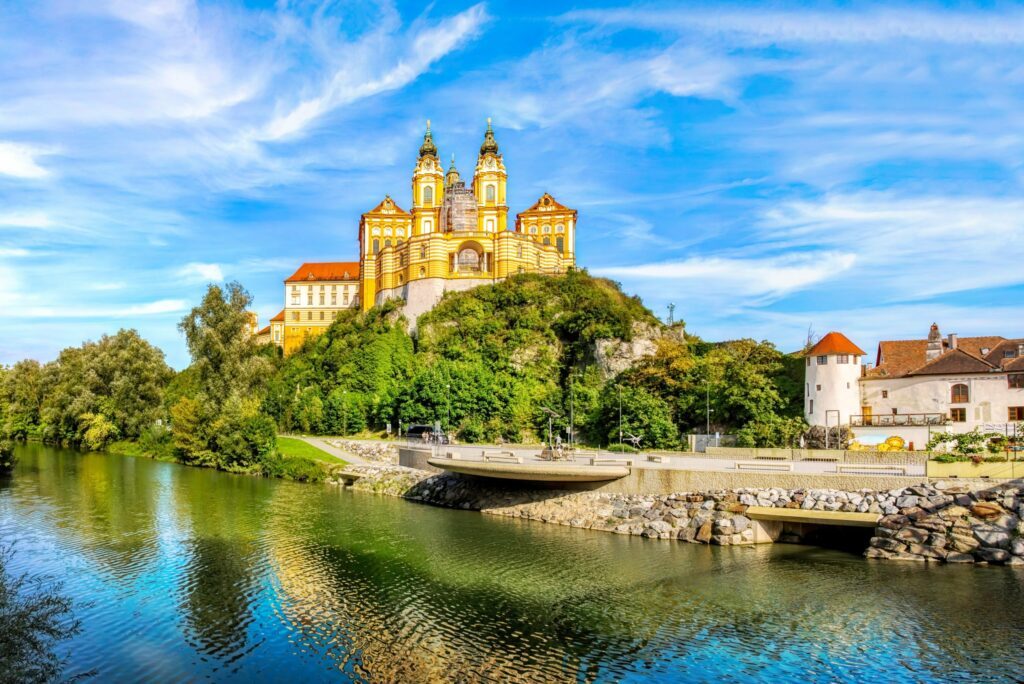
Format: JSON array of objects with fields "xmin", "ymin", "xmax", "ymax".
[
  {"xmin": 177, "ymin": 262, "xmax": 224, "ymax": 283},
  {"xmin": 565, "ymin": 7, "xmax": 1024, "ymax": 44},
  {"xmin": 0, "ymin": 142, "xmax": 54, "ymax": 178}
]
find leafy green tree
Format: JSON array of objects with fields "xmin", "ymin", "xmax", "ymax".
[
  {"xmin": 735, "ymin": 415, "xmax": 808, "ymax": 448},
  {"xmin": 0, "ymin": 546, "xmax": 81, "ymax": 683},
  {"xmin": 178, "ymin": 282, "xmax": 273, "ymax": 412},
  {"xmin": 590, "ymin": 385, "xmax": 678, "ymax": 449},
  {"xmin": 170, "ymin": 396, "xmax": 213, "ymax": 465},
  {"xmin": 291, "ymin": 386, "xmax": 324, "ymax": 433},
  {"xmin": 210, "ymin": 397, "xmax": 277, "ymax": 470},
  {"xmin": 36, "ymin": 330, "xmax": 171, "ymax": 447},
  {"xmin": 0, "ymin": 360, "xmax": 44, "ymax": 439}
]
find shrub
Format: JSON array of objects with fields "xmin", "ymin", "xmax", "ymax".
[{"xmin": 0, "ymin": 439, "xmax": 15, "ymax": 474}]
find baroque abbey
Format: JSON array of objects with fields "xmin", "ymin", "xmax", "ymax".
[{"xmin": 259, "ymin": 121, "xmax": 578, "ymax": 353}]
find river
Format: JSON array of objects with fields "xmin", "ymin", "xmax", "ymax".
[{"xmin": 2, "ymin": 443, "xmax": 1022, "ymax": 682}]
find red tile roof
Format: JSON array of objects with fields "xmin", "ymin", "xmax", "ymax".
[
  {"xmin": 256, "ymin": 325, "xmax": 270, "ymax": 335},
  {"xmin": 806, "ymin": 332, "xmax": 866, "ymax": 357},
  {"xmin": 285, "ymin": 262, "xmax": 360, "ymax": 283},
  {"xmin": 869, "ymin": 334, "xmax": 1019, "ymax": 378},
  {"xmin": 270, "ymin": 309, "xmax": 285, "ymax": 322}
]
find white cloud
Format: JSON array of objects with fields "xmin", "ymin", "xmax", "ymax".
[
  {"xmin": 22, "ymin": 298, "xmax": 187, "ymax": 319},
  {"xmin": 0, "ymin": 211, "xmax": 53, "ymax": 228},
  {"xmin": 0, "ymin": 247, "xmax": 31, "ymax": 257},
  {"xmin": 565, "ymin": 7, "xmax": 1024, "ymax": 45},
  {"xmin": 0, "ymin": 142, "xmax": 53, "ymax": 178},
  {"xmin": 758, "ymin": 193, "xmax": 1024, "ymax": 299},
  {"xmin": 177, "ymin": 262, "xmax": 223, "ymax": 283},
  {"xmin": 596, "ymin": 251, "xmax": 856, "ymax": 302},
  {"xmin": 259, "ymin": 4, "xmax": 488, "ymax": 141}
]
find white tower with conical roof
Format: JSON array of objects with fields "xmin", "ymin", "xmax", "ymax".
[{"xmin": 804, "ymin": 331, "xmax": 866, "ymax": 427}]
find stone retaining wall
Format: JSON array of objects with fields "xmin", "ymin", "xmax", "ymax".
[
  {"xmin": 328, "ymin": 464, "xmax": 1024, "ymax": 565},
  {"xmin": 705, "ymin": 446, "xmax": 929, "ymax": 466}
]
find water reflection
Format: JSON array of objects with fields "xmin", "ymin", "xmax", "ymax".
[{"xmin": 2, "ymin": 443, "xmax": 1023, "ymax": 683}]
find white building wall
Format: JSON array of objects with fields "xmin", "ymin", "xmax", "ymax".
[
  {"xmin": 861, "ymin": 373, "xmax": 1024, "ymax": 432},
  {"xmin": 805, "ymin": 353, "xmax": 862, "ymax": 427}
]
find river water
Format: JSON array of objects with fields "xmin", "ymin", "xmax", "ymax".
[{"xmin": 2, "ymin": 443, "xmax": 1023, "ymax": 682}]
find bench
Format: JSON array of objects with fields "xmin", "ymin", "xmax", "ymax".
[
  {"xmin": 483, "ymin": 451, "xmax": 522, "ymax": 464},
  {"xmin": 753, "ymin": 455, "xmax": 789, "ymax": 461},
  {"xmin": 594, "ymin": 458, "xmax": 634, "ymax": 467},
  {"xmin": 837, "ymin": 464, "xmax": 907, "ymax": 475},
  {"xmin": 736, "ymin": 461, "xmax": 794, "ymax": 472}
]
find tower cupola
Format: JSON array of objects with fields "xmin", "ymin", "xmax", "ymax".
[
  {"xmin": 419, "ymin": 119, "xmax": 438, "ymax": 158},
  {"xmin": 446, "ymin": 154, "xmax": 461, "ymax": 187},
  {"xmin": 479, "ymin": 117, "xmax": 499, "ymax": 156}
]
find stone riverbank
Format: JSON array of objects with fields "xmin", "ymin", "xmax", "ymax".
[{"xmin": 329, "ymin": 464, "xmax": 1024, "ymax": 565}]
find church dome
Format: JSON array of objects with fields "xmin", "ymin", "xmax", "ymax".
[
  {"xmin": 479, "ymin": 117, "xmax": 499, "ymax": 156},
  {"xmin": 419, "ymin": 120, "xmax": 438, "ymax": 158}
]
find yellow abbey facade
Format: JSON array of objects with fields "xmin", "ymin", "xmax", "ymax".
[
  {"xmin": 266, "ymin": 120, "xmax": 577, "ymax": 352},
  {"xmin": 358, "ymin": 120, "xmax": 577, "ymax": 322}
]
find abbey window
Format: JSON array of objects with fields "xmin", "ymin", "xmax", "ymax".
[
  {"xmin": 556, "ymin": 236, "xmax": 564, "ymax": 252},
  {"xmin": 372, "ymin": 239, "xmax": 380, "ymax": 255},
  {"xmin": 951, "ymin": 384, "xmax": 969, "ymax": 404},
  {"xmin": 423, "ymin": 185, "xmax": 433, "ymax": 205},
  {"xmin": 486, "ymin": 184, "xmax": 495, "ymax": 202}
]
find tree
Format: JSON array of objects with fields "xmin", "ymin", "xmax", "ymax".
[
  {"xmin": 590, "ymin": 385, "xmax": 678, "ymax": 449},
  {"xmin": 926, "ymin": 429, "xmax": 1003, "ymax": 463},
  {"xmin": 36, "ymin": 330, "xmax": 171, "ymax": 447},
  {"xmin": 178, "ymin": 282, "xmax": 273, "ymax": 412},
  {"xmin": 0, "ymin": 546, "xmax": 81, "ymax": 683},
  {"xmin": 736, "ymin": 415, "xmax": 808, "ymax": 448},
  {"xmin": 0, "ymin": 360, "xmax": 44, "ymax": 439}
]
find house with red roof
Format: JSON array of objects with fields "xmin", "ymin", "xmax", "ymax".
[{"xmin": 806, "ymin": 323, "xmax": 1024, "ymax": 444}]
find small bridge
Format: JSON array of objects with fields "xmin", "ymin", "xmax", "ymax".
[{"xmin": 746, "ymin": 506, "xmax": 880, "ymax": 528}]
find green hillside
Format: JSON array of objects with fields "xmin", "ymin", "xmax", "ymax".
[{"xmin": 266, "ymin": 270, "xmax": 803, "ymax": 448}]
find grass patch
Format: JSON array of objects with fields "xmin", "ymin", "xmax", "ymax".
[
  {"xmin": 277, "ymin": 437, "xmax": 344, "ymax": 464},
  {"xmin": 267, "ymin": 437, "xmax": 346, "ymax": 483}
]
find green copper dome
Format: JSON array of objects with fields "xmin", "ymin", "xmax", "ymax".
[
  {"xmin": 479, "ymin": 117, "xmax": 499, "ymax": 156},
  {"xmin": 419, "ymin": 119, "xmax": 438, "ymax": 158}
]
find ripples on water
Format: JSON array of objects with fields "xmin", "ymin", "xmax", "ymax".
[{"xmin": 2, "ymin": 443, "xmax": 1023, "ymax": 682}]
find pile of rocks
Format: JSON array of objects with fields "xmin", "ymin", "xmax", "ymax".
[
  {"xmin": 325, "ymin": 439, "xmax": 398, "ymax": 464},
  {"xmin": 866, "ymin": 482, "xmax": 1023, "ymax": 565},
  {"xmin": 327, "ymin": 465, "xmax": 1024, "ymax": 565}
]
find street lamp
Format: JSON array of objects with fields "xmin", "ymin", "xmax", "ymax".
[{"xmin": 617, "ymin": 385, "xmax": 623, "ymax": 452}]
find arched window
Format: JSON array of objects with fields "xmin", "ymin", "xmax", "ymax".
[
  {"xmin": 397, "ymin": 228, "xmax": 405, "ymax": 236},
  {"xmin": 485, "ymin": 219, "xmax": 495, "ymax": 232},
  {"xmin": 423, "ymin": 219, "xmax": 432, "ymax": 233},
  {"xmin": 542, "ymin": 224, "xmax": 551, "ymax": 234},
  {"xmin": 556, "ymin": 236, "xmax": 564, "ymax": 252},
  {"xmin": 419, "ymin": 267, "xmax": 426, "ymax": 277},
  {"xmin": 423, "ymin": 185, "xmax": 433, "ymax": 205},
  {"xmin": 486, "ymin": 184, "xmax": 495, "ymax": 202},
  {"xmin": 372, "ymin": 239, "xmax": 379, "ymax": 255},
  {"xmin": 371, "ymin": 227, "xmax": 381, "ymax": 236},
  {"xmin": 420, "ymin": 245, "xmax": 427, "ymax": 259},
  {"xmin": 951, "ymin": 383, "xmax": 969, "ymax": 403},
  {"xmin": 458, "ymin": 248, "xmax": 481, "ymax": 271},
  {"xmin": 556, "ymin": 223, "xmax": 565, "ymax": 233},
  {"xmin": 529, "ymin": 225, "xmax": 537, "ymax": 234},
  {"xmin": 543, "ymin": 236, "xmax": 551, "ymax": 245},
  {"xmin": 384, "ymin": 238, "xmax": 392, "ymax": 247},
  {"xmin": 384, "ymin": 227, "xmax": 393, "ymax": 236},
  {"xmin": 517, "ymin": 246, "xmax": 523, "ymax": 258}
]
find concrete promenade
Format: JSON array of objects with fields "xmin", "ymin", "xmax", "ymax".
[{"xmin": 386, "ymin": 439, "xmax": 927, "ymax": 478}]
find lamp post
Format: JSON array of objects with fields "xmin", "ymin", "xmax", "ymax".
[
  {"xmin": 618, "ymin": 385, "xmax": 623, "ymax": 452},
  {"xmin": 343, "ymin": 389, "xmax": 347, "ymax": 436}
]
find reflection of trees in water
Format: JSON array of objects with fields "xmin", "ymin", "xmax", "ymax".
[
  {"xmin": 180, "ymin": 536, "xmax": 259, "ymax": 658},
  {"xmin": 10, "ymin": 444, "xmax": 163, "ymax": 583},
  {"xmin": 173, "ymin": 466, "xmax": 271, "ymax": 661}
]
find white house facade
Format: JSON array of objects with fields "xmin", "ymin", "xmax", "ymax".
[{"xmin": 805, "ymin": 324, "xmax": 1024, "ymax": 447}]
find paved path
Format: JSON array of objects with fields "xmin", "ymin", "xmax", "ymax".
[
  {"xmin": 335, "ymin": 437, "xmax": 926, "ymax": 478},
  {"xmin": 287, "ymin": 435, "xmax": 370, "ymax": 466}
]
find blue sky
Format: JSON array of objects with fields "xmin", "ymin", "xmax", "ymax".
[{"xmin": 2, "ymin": 0, "xmax": 1023, "ymax": 369}]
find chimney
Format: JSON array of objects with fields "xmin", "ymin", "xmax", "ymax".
[
  {"xmin": 926, "ymin": 323, "xmax": 943, "ymax": 361},
  {"xmin": 947, "ymin": 333, "xmax": 958, "ymax": 351}
]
